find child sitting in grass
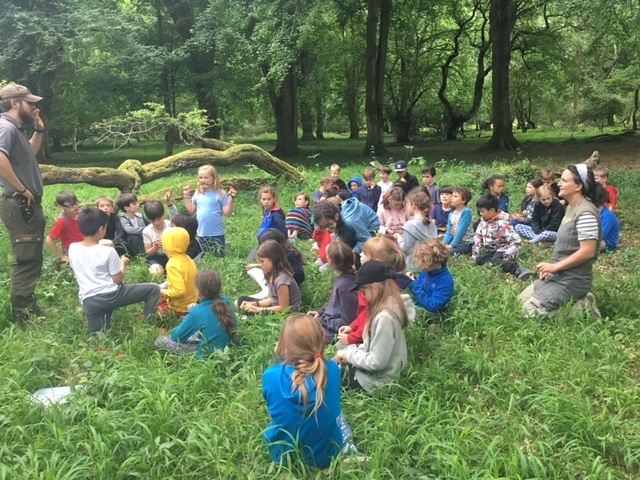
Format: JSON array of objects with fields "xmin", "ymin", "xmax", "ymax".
[
  {"xmin": 514, "ymin": 185, "xmax": 564, "ymax": 247},
  {"xmin": 356, "ymin": 167, "xmax": 382, "ymax": 212},
  {"xmin": 396, "ymin": 188, "xmax": 437, "ymax": 271},
  {"xmin": 409, "ymin": 239, "xmax": 454, "ymax": 318},
  {"xmin": 313, "ymin": 176, "xmax": 334, "ymax": 203},
  {"xmin": 68, "ymin": 208, "xmax": 160, "ymax": 333},
  {"xmin": 473, "ymin": 194, "xmax": 534, "ymax": 281},
  {"xmin": 443, "ymin": 187, "xmax": 474, "ymax": 256},
  {"xmin": 142, "ymin": 193, "xmax": 178, "ymax": 275},
  {"xmin": 263, "ymin": 314, "xmax": 358, "ymax": 469},
  {"xmin": 482, "ymin": 175, "xmax": 509, "ymax": 213},
  {"xmin": 116, "ymin": 193, "xmax": 149, "ymax": 257},
  {"xmin": 170, "ymin": 213, "xmax": 203, "ymax": 261},
  {"xmin": 335, "ymin": 260, "xmax": 414, "ymax": 394},
  {"xmin": 45, "ymin": 190, "xmax": 83, "ymax": 268},
  {"xmin": 338, "ymin": 236, "xmax": 413, "ymax": 348},
  {"xmin": 257, "ymin": 186, "xmax": 287, "ymax": 240},
  {"xmin": 238, "ymin": 239, "xmax": 302, "ymax": 314},
  {"xmin": 511, "ymin": 179, "xmax": 543, "ymax": 227},
  {"xmin": 285, "ymin": 193, "xmax": 313, "ymax": 240},
  {"xmin": 378, "ymin": 187, "xmax": 411, "ymax": 239},
  {"xmin": 430, "ymin": 186, "xmax": 454, "ymax": 234},
  {"xmin": 594, "ymin": 167, "xmax": 618, "ymax": 211},
  {"xmin": 155, "ymin": 270, "xmax": 237, "ymax": 357},
  {"xmin": 308, "ymin": 240, "xmax": 358, "ymax": 344},
  {"xmin": 158, "ymin": 227, "xmax": 197, "ymax": 317}
]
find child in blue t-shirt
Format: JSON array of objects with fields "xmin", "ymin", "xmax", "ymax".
[
  {"xmin": 183, "ymin": 165, "xmax": 236, "ymax": 257},
  {"xmin": 263, "ymin": 314, "xmax": 358, "ymax": 469}
]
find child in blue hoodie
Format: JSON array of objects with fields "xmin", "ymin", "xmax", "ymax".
[
  {"xmin": 263, "ymin": 314, "xmax": 357, "ymax": 469},
  {"xmin": 313, "ymin": 197, "xmax": 380, "ymax": 256},
  {"xmin": 257, "ymin": 186, "xmax": 287, "ymax": 239},
  {"xmin": 409, "ymin": 238, "xmax": 455, "ymax": 318},
  {"xmin": 348, "ymin": 176, "xmax": 363, "ymax": 197}
]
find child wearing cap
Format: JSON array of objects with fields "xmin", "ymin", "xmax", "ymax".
[
  {"xmin": 334, "ymin": 260, "xmax": 415, "ymax": 395},
  {"xmin": 394, "ymin": 160, "xmax": 420, "ymax": 194}
]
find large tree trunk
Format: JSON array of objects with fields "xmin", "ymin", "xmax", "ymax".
[
  {"xmin": 300, "ymin": 97, "xmax": 315, "ymax": 141},
  {"xmin": 267, "ymin": 68, "xmax": 299, "ymax": 157},
  {"xmin": 482, "ymin": 0, "xmax": 520, "ymax": 151},
  {"xmin": 40, "ymin": 142, "xmax": 303, "ymax": 193},
  {"xmin": 315, "ymin": 94, "xmax": 325, "ymax": 140},
  {"xmin": 633, "ymin": 88, "xmax": 639, "ymax": 131},
  {"xmin": 362, "ymin": 0, "xmax": 392, "ymax": 156}
]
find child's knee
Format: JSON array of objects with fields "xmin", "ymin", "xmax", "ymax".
[{"xmin": 149, "ymin": 264, "xmax": 164, "ymax": 275}]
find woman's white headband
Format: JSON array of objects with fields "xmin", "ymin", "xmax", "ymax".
[{"xmin": 576, "ymin": 164, "xmax": 589, "ymax": 187}]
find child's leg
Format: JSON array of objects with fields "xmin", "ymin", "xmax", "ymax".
[
  {"xmin": 514, "ymin": 224, "xmax": 535, "ymax": 240},
  {"xmin": 450, "ymin": 243, "xmax": 472, "ymax": 256},
  {"xmin": 474, "ymin": 252, "xmax": 494, "ymax": 266},
  {"xmin": 337, "ymin": 413, "xmax": 358, "ymax": 454},
  {"xmin": 198, "ymin": 235, "xmax": 226, "ymax": 257},
  {"xmin": 246, "ymin": 267, "xmax": 270, "ymax": 300},
  {"xmin": 535, "ymin": 230, "xmax": 558, "ymax": 243},
  {"xmin": 106, "ymin": 283, "xmax": 161, "ymax": 321},
  {"xmin": 490, "ymin": 251, "xmax": 519, "ymax": 276},
  {"xmin": 81, "ymin": 297, "xmax": 113, "ymax": 333},
  {"xmin": 154, "ymin": 335, "xmax": 199, "ymax": 355}
]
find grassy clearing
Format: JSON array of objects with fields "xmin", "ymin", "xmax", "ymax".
[{"xmin": 1, "ymin": 136, "xmax": 640, "ymax": 478}]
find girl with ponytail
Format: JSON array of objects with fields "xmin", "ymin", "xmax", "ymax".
[
  {"xmin": 155, "ymin": 270, "xmax": 237, "ymax": 357},
  {"xmin": 263, "ymin": 314, "xmax": 357, "ymax": 468}
]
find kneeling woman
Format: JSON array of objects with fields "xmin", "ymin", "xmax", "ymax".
[{"xmin": 520, "ymin": 164, "xmax": 607, "ymax": 318}]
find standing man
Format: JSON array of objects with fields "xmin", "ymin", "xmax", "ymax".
[{"xmin": 0, "ymin": 83, "xmax": 47, "ymax": 323}]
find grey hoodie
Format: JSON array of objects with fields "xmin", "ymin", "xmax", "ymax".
[{"xmin": 341, "ymin": 294, "xmax": 416, "ymax": 395}]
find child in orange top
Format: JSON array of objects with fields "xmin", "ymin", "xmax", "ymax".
[
  {"xmin": 45, "ymin": 190, "xmax": 83, "ymax": 266},
  {"xmin": 594, "ymin": 168, "xmax": 618, "ymax": 211}
]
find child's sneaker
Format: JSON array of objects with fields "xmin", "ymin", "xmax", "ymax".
[
  {"xmin": 538, "ymin": 241, "xmax": 553, "ymax": 249},
  {"xmin": 516, "ymin": 268, "xmax": 536, "ymax": 281}
]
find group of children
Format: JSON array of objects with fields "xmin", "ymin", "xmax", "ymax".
[{"xmin": 42, "ymin": 160, "xmax": 622, "ymax": 470}]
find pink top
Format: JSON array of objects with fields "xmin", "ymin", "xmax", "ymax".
[{"xmin": 378, "ymin": 205, "xmax": 411, "ymax": 235}]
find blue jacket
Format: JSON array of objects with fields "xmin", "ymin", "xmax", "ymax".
[
  {"xmin": 409, "ymin": 265, "xmax": 454, "ymax": 313},
  {"xmin": 318, "ymin": 273, "xmax": 358, "ymax": 343},
  {"xmin": 356, "ymin": 183, "xmax": 381, "ymax": 211},
  {"xmin": 258, "ymin": 207, "xmax": 287, "ymax": 239},
  {"xmin": 339, "ymin": 198, "xmax": 380, "ymax": 253},
  {"xmin": 170, "ymin": 297, "xmax": 236, "ymax": 357},
  {"xmin": 600, "ymin": 207, "xmax": 620, "ymax": 251},
  {"xmin": 262, "ymin": 360, "xmax": 343, "ymax": 469}
]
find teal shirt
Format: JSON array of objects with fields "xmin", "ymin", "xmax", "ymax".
[{"xmin": 170, "ymin": 297, "xmax": 236, "ymax": 357}]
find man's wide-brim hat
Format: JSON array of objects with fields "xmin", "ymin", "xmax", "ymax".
[{"xmin": 0, "ymin": 83, "xmax": 42, "ymax": 103}]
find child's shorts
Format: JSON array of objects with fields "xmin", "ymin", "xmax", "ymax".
[{"xmin": 148, "ymin": 254, "xmax": 168, "ymax": 268}]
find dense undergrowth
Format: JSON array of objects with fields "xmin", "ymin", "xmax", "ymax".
[{"xmin": 1, "ymin": 139, "xmax": 639, "ymax": 479}]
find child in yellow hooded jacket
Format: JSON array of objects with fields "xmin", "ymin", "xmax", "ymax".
[{"xmin": 160, "ymin": 227, "xmax": 198, "ymax": 315}]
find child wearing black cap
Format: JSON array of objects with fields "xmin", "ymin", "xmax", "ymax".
[
  {"xmin": 393, "ymin": 160, "xmax": 420, "ymax": 194},
  {"xmin": 334, "ymin": 260, "xmax": 415, "ymax": 395}
]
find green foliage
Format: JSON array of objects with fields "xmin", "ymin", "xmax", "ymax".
[{"xmin": 1, "ymin": 141, "xmax": 639, "ymax": 477}]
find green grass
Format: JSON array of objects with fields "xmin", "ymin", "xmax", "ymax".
[{"xmin": 1, "ymin": 135, "xmax": 640, "ymax": 478}]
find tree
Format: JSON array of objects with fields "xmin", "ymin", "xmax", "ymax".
[
  {"xmin": 482, "ymin": 0, "xmax": 520, "ymax": 150},
  {"xmin": 363, "ymin": 0, "xmax": 392, "ymax": 156},
  {"xmin": 437, "ymin": 0, "xmax": 492, "ymax": 140}
]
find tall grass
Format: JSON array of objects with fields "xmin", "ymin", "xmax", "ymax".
[{"xmin": 1, "ymin": 138, "xmax": 639, "ymax": 478}]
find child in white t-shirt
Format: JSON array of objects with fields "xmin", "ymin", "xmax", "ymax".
[
  {"xmin": 377, "ymin": 165, "xmax": 394, "ymax": 210},
  {"xmin": 69, "ymin": 208, "xmax": 161, "ymax": 333},
  {"xmin": 142, "ymin": 191, "xmax": 178, "ymax": 275}
]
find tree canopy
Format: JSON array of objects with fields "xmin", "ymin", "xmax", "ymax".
[{"xmin": 1, "ymin": 0, "xmax": 638, "ymax": 156}]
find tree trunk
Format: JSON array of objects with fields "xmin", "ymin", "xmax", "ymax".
[
  {"xmin": 392, "ymin": 113, "xmax": 411, "ymax": 144},
  {"xmin": 362, "ymin": 0, "xmax": 392, "ymax": 156},
  {"xmin": 482, "ymin": 0, "xmax": 520, "ymax": 151},
  {"xmin": 40, "ymin": 142, "xmax": 304, "ymax": 194},
  {"xmin": 315, "ymin": 94, "xmax": 325, "ymax": 140},
  {"xmin": 346, "ymin": 81, "xmax": 360, "ymax": 139},
  {"xmin": 267, "ymin": 68, "xmax": 299, "ymax": 157},
  {"xmin": 300, "ymin": 96, "xmax": 315, "ymax": 141},
  {"xmin": 573, "ymin": 41, "xmax": 583, "ymax": 127},
  {"xmin": 633, "ymin": 88, "xmax": 639, "ymax": 131}
]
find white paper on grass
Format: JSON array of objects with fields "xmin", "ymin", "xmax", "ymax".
[{"xmin": 32, "ymin": 386, "xmax": 79, "ymax": 407}]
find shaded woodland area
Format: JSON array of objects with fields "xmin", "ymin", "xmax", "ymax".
[{"xmin": 1, "ymin": 0, "xmax": 638, "ymax": 159}]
